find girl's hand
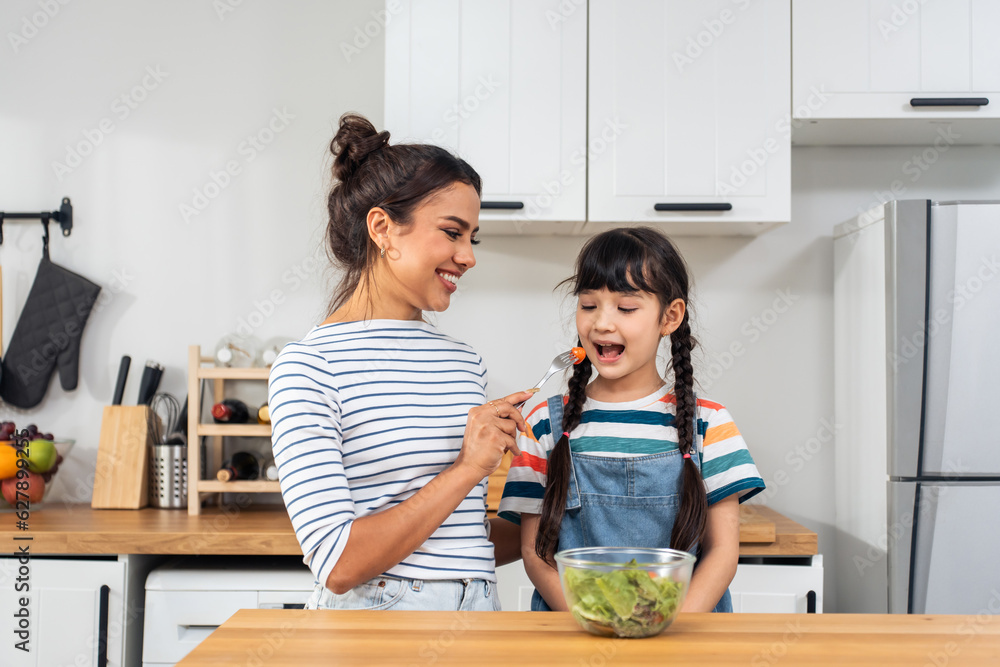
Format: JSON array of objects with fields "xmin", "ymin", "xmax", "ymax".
[
  {"xmin": 521, "ymin": 514, "xmax": 567, "ymax": 610},
  {"xmin": 455, "ymin": 391, "xmax": 533, "ymax": 478}
]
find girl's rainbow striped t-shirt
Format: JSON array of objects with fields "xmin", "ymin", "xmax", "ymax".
[{"xmin": 498, "ymin": 384, "xmax": 765, "ymax": 524}]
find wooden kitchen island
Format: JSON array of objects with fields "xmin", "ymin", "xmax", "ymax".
[
  {"xmin": 0, "ymin": 504, "xmax": 820, "ymax": 665},
  {"xmin": 178, "ymin": 609, "xmax": 1000, "ymax": 666}
]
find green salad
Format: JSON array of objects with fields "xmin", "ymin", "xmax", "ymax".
[{"xmin": 562, "ymin": 560, "xmax": 684, "ymax": 638}]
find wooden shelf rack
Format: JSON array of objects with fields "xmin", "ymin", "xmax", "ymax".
[{"xmin": 187, "ymin": 345, "xmax": 275, "ymax": 514}]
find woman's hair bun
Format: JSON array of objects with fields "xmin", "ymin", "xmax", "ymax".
[{"xmin": 331, "ymin": 113, "xmax": 391, "ymax": 183}]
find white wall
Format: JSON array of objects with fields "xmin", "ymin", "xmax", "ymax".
[
  {"xmin": 4, "ymin": 0, "xmax": 1000, "ymax": 612},
  {"xmin": 1, "ymin": 0, "xmax": 387, "ymax": 498}
]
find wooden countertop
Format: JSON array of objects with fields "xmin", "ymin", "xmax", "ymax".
[
  {"xmin": 0, "ymin": 503, "xmax": 815, "ymax": 556},
  {"xmin": 178, "ymin": 610, "xmax": 1000, "ymax": 666},
  {"xmin": 0, "ymin": 503, "xmax": 299, "ymax": 556},
  {"xmin": 738, "ymin": 504, "xmax": 818, "ymax": 556}
]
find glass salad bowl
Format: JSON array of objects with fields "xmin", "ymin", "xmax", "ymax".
[{"xmin": 554, "ymin": 546, "xmax": 695, "ymax": 638}]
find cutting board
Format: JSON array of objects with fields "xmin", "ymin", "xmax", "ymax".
[{"xmin": 91, "ymin": 405, "xmax": 155, "ymax": 509}]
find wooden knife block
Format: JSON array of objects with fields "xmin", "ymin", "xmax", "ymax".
[{"xmin": 91, "ymin": 405, "xmax": 156, "ymax": 509}]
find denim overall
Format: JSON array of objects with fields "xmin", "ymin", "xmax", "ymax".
[{"xmin": 531, "ymin": 394, "xmax": 733, "ymax": 613}]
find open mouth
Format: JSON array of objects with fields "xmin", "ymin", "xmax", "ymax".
[
  {"xmin": 595, "ymin": 343, "xmax": 625, "ymax": 362},
  {"xmin": 437, "ymin": 270, "xmax": 459, "ymax": 292}
]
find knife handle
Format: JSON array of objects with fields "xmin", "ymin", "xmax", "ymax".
[
  {"xmin": 137, "ymin": 362, "xmax": 157, "ymax": 405},
  {"xmin": 112, "ymin": 356, "xmax": 131, "ymax": 405}
]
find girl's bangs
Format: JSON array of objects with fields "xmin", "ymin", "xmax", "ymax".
[{"xmin": 574, "ymin": 233, "xmax": 655, "ymax": 295}]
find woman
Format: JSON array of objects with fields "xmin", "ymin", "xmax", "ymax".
[{"xmin": 268, "ymin": 113, "xmax": 532, "ymax": 611}]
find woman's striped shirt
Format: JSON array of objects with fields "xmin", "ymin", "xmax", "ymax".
[
  {"xmin": 268, "ymin": 319, "xmax": 494, "ymax": 587},
  {"xmin": 498, "ymin": 384, "xmax": 765, "ymax": 524}
]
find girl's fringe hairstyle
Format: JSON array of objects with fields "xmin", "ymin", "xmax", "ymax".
[{"xmin": 535, "ymin": 227, "xmax": 707, "ymax": 561}]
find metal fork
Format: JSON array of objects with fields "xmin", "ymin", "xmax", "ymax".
[{"xmin": 512, "ymin": 348, "xmax": 585, "ymax": 409}]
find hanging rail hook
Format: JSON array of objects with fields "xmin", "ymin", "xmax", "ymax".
[
  {"xmin": 0, "ymin": 197, "xmax": 73, "ymax": 245},
  {"xmin": 59, "ymin": 197, "xmax": 73, "ymax": 237}
]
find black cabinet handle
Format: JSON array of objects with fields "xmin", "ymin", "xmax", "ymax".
[
  {"xmin": 806, "ymin": 590, "xmax": 817, "ymax": 613},
  {"xmin": 654, "ymin": 203, "xmax": 732, "ymax": 212},
  {"xmin": 97, "ymin": 585, "xmax": 110, "ymax": 667},
  {"xmin": 480, "ymin": 201, "xmax": 524, "ymax": 210},
  {"xmin": 910, "ymin": 97, "xmax": 988, "ymax": 107}
]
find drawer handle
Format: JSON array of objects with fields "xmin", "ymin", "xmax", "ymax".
[
  {"xmin": 97, "ymin": 585, "xmax": 110, "ymax": 667},
  {"xmin": 806, "ymin": 590, "xmax": 817, "ymax": 613},
  {"xmin": 909, "ymin": 97, "xmax": 989, "ymax": 107},
  {"xmin": 480, "ymin": 201, "xmax": 524, "ymax": 210},
  {"xmin": 654, "ymin": 203, "xmax": 732, "ymax": 211}
]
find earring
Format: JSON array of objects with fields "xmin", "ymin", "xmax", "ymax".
[{"xmin": 380, "ymin": 246, "xmax": 385, "ymax": 258}]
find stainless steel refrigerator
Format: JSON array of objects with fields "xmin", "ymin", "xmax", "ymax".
[{"xmin": 834, "ymin": 199, "xmax": 1000, "ymax": 614}]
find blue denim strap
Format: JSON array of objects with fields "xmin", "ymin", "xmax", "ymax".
[
  {"xmin": 546, "ymin": 394, "xmax": 564, "ymax": 449},
  {"xmin": 545, "ymin": 395, "xmax": 581, "ymax": 510}
]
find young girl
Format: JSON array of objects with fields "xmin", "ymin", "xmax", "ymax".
[{"xmin": 498, "ymin": 227, "xmax": 765, "ymax": 613}]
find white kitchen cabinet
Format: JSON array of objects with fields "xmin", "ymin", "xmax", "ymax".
[
  {"xmin": 497, "ymin": 555, "xmax": 824, "ymax": 613},
  {"xmin": 584, "ymin": 0, "xmax": 790, "ymax": 236},
  {"xmin": 793, "ymin": 0, "xmax": 1000, "ymax": 145},
  {"xmin": 0, "ymin": 555, "xmax": 153, "ymax": 667},
  {"xmin": 384, "ymin": 0, "xmax": 588, "ymax": 234}
]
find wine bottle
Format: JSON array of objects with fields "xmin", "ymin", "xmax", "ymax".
[
  {"xmin": 216, "ymin": 451, "xmax": 261, "ymax": 482},
  {"xmin": 212, "ymin": 399, "xmax": 250, "ymax": 424},
  {"xmin": 263, "ymin": 460, "xmax": 279, "ymax": 481},
  {"xmin": 257, "ymin": 404, "xmax": 270, "ymax": 425}
]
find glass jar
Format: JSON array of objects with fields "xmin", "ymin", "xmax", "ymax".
[{"xmin": 213, "ymin": 334, "xmax": 261, "ymax": 368}]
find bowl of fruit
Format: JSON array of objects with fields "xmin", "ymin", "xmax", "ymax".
[{"xmin": 0, "ymin": 422, "xmax": 72, "ymax": 508}]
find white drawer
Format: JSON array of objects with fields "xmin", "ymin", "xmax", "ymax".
[{"xmin": 142, "ymin": 590, "xmax": 257, "ymax": 663}]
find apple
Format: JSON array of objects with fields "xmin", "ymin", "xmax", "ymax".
[
  {"xmin": 1, "ymin": 472, "xmax": 45, "ymax": 505},
  {"xmin": 26, "ymin": 439, "xmax": 57, "ymax": 473}
]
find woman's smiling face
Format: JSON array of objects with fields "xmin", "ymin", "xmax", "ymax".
[{"xmin": 375, "ymin": 182, "xmax": 481, "ymax": 319}]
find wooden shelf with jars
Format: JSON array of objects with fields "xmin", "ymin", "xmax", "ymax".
[{"xmin": 187, "ymin": 345, "xmax": 278, "ymax": 515}]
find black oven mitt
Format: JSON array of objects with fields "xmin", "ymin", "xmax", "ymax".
[{"xmin": 0, "ymin": 247, "xmax": 101, "ymax": 408}]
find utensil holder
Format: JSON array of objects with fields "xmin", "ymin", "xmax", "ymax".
[{"xmin": 150, "ymin": 444, "xmax": 187, "ymax": 508}]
